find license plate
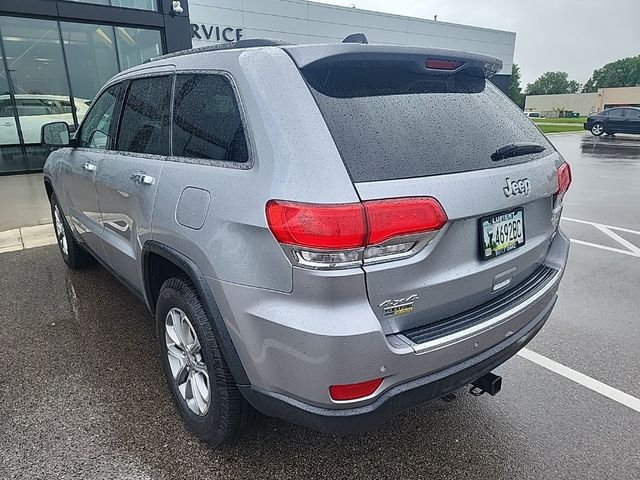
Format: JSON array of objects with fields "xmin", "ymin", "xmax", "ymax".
[{"xmin": 479, "ymin": 208, "xmax": 525, "ymax": 260}]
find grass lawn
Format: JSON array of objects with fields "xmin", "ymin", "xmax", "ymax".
[
  {"xmin": 532, "ymin": 117, "xmax": 587, "ymax": 124},
  {"xmin": 537, "ymin": 124, "xmax": 585, "ymax": 134}
]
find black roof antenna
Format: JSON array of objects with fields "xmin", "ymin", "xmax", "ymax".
[{"xmin": 342, "ymin": 33, "xmax": 368, "ymax": 44}]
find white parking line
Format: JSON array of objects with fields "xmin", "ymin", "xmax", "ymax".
[
  {"xmin": 563, "ymin": 217, "xmax": 640, "ymax": 258},
  {"xmin": 518, "ymin": 348, "xmax": 640, "ymax": 413},
  {"xmin": 570, "ymin": 239, "xmax": 640, "ymax": 257},
  {"xmin": 592, "ymin": 224, "xmax": 640, "ymax": 255},
  {"xmin": 564, "ymin": 217, "xmax": 640, "ymax": 236}
]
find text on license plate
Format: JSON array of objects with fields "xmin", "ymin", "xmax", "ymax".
[{"xmin": 480, "ymin": 208, "xmax": 525, "ymax": 260}]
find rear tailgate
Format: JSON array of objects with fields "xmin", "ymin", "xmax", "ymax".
[
  {"xmin": 354, "ymin": 159, "xmax": 559, "ymax": 334},
  {"xmin": 290, "ymin": 44, "xmax": 563, "ymax": 334}
]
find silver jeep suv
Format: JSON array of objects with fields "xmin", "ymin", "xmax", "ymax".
[{"xmin": 42, "ymin": 38, "xmax": 571, "ymax": 446}]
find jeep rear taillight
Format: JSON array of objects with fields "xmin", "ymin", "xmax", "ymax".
[
  {"xmin": 556, "ymin": 162, "xmax": 572, "ymax": 197},
  {"xmin": 266, "ymin": 197, "xmax": 447, "ymax": 269},
  {"xmin": 552, "ymin": 161, "xmax": 572, "ymax": 231},
  {"xmin": 265, "ymin": 201, "xmax": 366, "ymax": 250},
  {"xmin": 364, "ymin": 197, "xmax": 447, "ymax": 245}
]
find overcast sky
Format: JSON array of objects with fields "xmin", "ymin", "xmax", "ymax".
[{"xmin": 313, "ymin": 0, "xmax": 640, "ymax": 87}]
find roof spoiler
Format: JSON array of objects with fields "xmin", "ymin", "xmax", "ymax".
[{"xmin": 283, "ymin": 44, "xmax": 503, "ymax": 78}]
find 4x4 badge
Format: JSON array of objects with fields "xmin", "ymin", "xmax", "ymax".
[{"xmin": 379, "ymin": 294, "xmax": 419, "ymax": 317}]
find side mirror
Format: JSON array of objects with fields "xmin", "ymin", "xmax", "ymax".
[{"xmin": 41, "ymin": 121, "xmax": 71, "ymax": 146}]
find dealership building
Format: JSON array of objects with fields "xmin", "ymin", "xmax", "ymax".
[{"xmin": 0, "ymin": 0, "xmax": 515, "ymax": 174}]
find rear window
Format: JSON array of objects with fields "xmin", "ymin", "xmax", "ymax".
[{"xmin": 303, "ymin": 66, "xmax": 553, "ymax": 182}]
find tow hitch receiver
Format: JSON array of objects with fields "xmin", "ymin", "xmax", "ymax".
[{"xmin": 469, "ymin": 372, "xmax": 502, "ymax": 396}]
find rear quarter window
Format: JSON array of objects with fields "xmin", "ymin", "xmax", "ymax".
[
  {"xmin": 172, "ymin": 73, "xmax": 248, "ymax": 163},
  {"xmin": 303, "ymin": 66, "xmax": 553, "ymax": 182}
]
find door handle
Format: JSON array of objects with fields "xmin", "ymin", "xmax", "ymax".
[
  {"xmin": 130, "ymin": 172, "xmax": 155, "ymax": 185},
  {"xmin": 82, "ymin": 162, "xmax": 96, "ymax": 172}
]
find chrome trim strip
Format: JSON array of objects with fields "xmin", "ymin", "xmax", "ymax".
[{"xmin": 399, "ymin": 268, "xmax": 562, "ymax": 355}]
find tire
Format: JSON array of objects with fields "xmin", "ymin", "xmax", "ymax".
[
  {"xmin": 156, "ymin": 276, "xmax": 259, "ymax": 446},
  {"xmin": 590, "ymin": 123, "xmax": 605, "ymax": 136},
  {"xmin": 50, "ymin": 193, "xmax": 93, "ymax": 269}
]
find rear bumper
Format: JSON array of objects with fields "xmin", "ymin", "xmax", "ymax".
[
  {"xmin": 211, "ymin": 231, "xmax": 568, "ymax": 428},
  {"xmin": 240, "ymin": 294, "xmax": 555, "ymax": 434}
]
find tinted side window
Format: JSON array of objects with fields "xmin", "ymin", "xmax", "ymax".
[
  {"xmin": 607, "ymin": 109, "xmax": 625, "ymax": 117},
  {"xmin": 172, "ymin": 74, "xmax": 248, "ymax": 163},
  {"xmin": 15, "ymin": 98, "xmax": 64, "ymax": 116},
  {"xmin": 60, "ymin": 101, "xmax": 74, "ymax": 114},
  {"xmin": 117, "ymin": 76, "xmax": 172, "ymax": 156},
  {"xmin": 78, "ymin": 83, "xmax": 123, "ymax": 149}
]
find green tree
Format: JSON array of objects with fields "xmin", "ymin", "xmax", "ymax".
[
  {"xmin": 509, "ymin": 63, "xmax": 525, "ymax": 108},
  {"xmin": 525, "ymin": 71, "xmax": 581, "ymax": 95},
  {"xmin": 582, "ymin": 55, "xmax": 640, "ymax": 92}
]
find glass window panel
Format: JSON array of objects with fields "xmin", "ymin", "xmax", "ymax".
[
  {"xmin": 60, "ymin": 22, "xmax": 119, "ymax": 122},
  {"xmin": 64, "ymin": 0, "xmax": 157, "ymax": 11},
  {"xmin": 116, "ymin": 76, "xmax": 172, "ymax": 155},
  {"xmin": 0, "ymin": 59, "xmax": 26, "ymax": 172},
  {"xmin": 0, "ymin": 61, "xmax": 21, "ymax": 147},
  {"xmin": 78, "ymin": 82, "xmax": 125, "ymax": 149},
  {"xmin": 64, "ymin": 0, "xmax": 110, "ymax": 6},
  {"xmin": 115, "ymin": 27, "xmax": 162, "ymax": 70},
  {"xmin": 111, "ymin": 0, "xmax": 157, "ymax": 11},
  {"xmin": 0, "ymin": 17, "xmax": 72, "ymax": 147},
  {"xmin": 173, "ymin": 74, "xmax": 249, "ymax": 163},
  {"xmin": 303, "ymin": 66, "xmax": 552, "ymax": 182},
  {"xmin": 24, "ymin": 144, "xmax": 57, "ymax": 170},
  {"xmin": 0, "ymin": 145, "xmax": 27, "ymax": 173}
]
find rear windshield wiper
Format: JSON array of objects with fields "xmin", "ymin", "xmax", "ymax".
[{"xmin": 491, "ymin": 142, "xmax": 546, "ymax": 161}]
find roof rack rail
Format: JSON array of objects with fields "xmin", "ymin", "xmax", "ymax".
[
  {"xmin": 342, "ymin": 33, "xmax": 368, "ymax": 44},
  {"xmin": 144, "ymin": 39, "xmax": 293, "ymax": 64}
]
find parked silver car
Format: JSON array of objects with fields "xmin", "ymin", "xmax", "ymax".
[{"xmin": 42, "ymin": 38, "xmax": 571, "ymax": 446}]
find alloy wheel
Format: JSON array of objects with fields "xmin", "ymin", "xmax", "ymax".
[
  {"xmin": 53, "ymin": 204, "xmax": 68, "ymax": 256},
  {"xmin": 591, "ymin": 124, "xmax": 604, "ymax": 135},
  {"xmin": 165, "ymin": 307, "xmax": 211, "ymax": 416}
]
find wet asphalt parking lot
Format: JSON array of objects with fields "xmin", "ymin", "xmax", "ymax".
[{"xmin": 1, "ymin": 132, "xmax": 639, "ymax": 479}]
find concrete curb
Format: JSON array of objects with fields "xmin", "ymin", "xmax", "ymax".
[
  {"xmin": 544, "ymin": 131, "xmax": 587, "ymax": 136},
  {"xmin": 0, "ymin": 223, "xmax": 56, "ymax": 254}
]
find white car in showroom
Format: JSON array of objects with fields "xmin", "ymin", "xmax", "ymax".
[{"xmin": 0, "ymin": 94, "xmax": 89, "ymax": 144}]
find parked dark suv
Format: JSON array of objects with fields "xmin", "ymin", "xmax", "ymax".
[{"xmin": 584, "ymin": 107, "xmax": 640, "ymax": 136}]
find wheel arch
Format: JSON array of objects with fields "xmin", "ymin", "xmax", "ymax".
[
  {"xmin": 43, "ymin": 176, "xmax": 54, "ymax": 200},
  {"xmin": 142, "ymin": 240, "xmax": 250, "ymax": 386}
]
